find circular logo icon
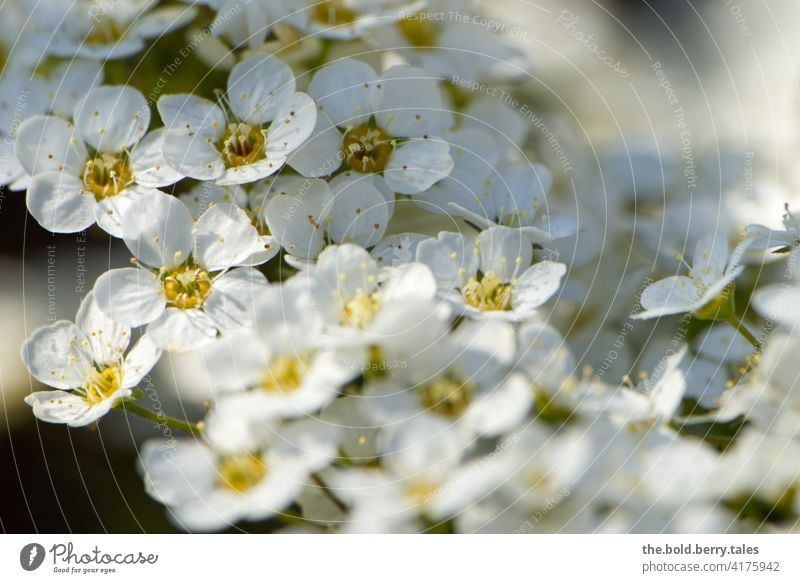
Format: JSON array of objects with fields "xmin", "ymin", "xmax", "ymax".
[{"xmin": 20, "ymin": 543, "xmax": 46, "ymax": 571}]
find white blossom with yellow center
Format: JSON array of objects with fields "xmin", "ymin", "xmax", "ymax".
[
  {"xmin": 204, "ymin": 284, "xmax": 365, "ymax": 421},
  {"xmin": 417, "ymin": 225, "xmax": 567, "ymax": 322},
  {"xmin": 289, "ymin": 58, "xmax": 454, "ymax": 195},
  {"xmin": 17, "ymin": 85, "xmax": 182, "ymax": 235},
  {"xmin": 22, "ymin": 292, "xmax": 161, "ymax": 427},
  {"xmin": 93, "ymin": 190, "xmax": 269, "ymax": 352},
  {"xmin": 139, "ymin": 412, "xmax": 339, "ymax": 532},
  {"xmin": 300, "ymin": 243, "xmax": 437, "ymax": 344},
  {"xmin": 159, "ymin": 53, "xmax": 316, "ymax": 186},
  {"xmin": 633, "ymin": 233, "xmax": 753, "ymax": 320}
]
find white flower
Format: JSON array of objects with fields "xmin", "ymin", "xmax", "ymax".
[
  {"xmin": 296, "ymin": 243, "xmax": 438, "ymax": 343},
  {"xmin": 362, "ymin": 317, "xmax": 533, "ymax": 437},
  {"xmin": 290, "ymin": 58, "xmax": 453, "ymax": 194},
  {"xmin": 159, "ymin": 54, "xmax": 315, "ymax": 186},
  {"xmin": 264, "ymin": 173, "xmax": 390, "ymax": 266},
  {"xmin": 21, "ymin": 292, "xmax": 161, "ymax": 427},
  {"xmin": 329, "ymin": 416, "xmax": 493, "ymax": 533},
  {"xmin": 139, "ymin": 412, "xmax": 339, "ymax": 531},
  {"xmin": 632, "ymin": 233, "xmax": 753, "ymax": 320},
  {"xmin": 16, "ymin": 85, "xmax": 182, "ymax": 235},
  {"xmin": 93, "ymin": 190, "xmax": 269, "ymax": 352},
  {"xmin": 43, "ymin": 0, "xmax": 197, "ymax": 60},
  {"xmin": 573, "ymin": 346, "xmax": 688, "ymax": 427},
  {"xmin": 203, "ymin": 284, "xmax": 365, "ymax": 421},
  {"xmin": 417, "ymin": 226, "xmax": 567, "ymax": 321}
]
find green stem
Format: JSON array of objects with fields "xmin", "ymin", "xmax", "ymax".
[
  {"xmin": 725, "ymin": 314, "xmax": 761, "ymax": 350},
  {"xmin": 117, "ymin": 400, "xmax": 203, "ymax": 436},
  {"xmin": 311, "ymin": 472, "xmax": 348, "ymax": 513}
]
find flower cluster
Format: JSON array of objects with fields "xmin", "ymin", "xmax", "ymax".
[{"xmin": 11, "ymin": 0, "xmax": 800, "ymax": 533}]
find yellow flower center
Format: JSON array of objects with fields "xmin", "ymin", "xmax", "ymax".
[
  {"xmin": 218, "ymin": 453, "xmax": 267, "ymax": 493},
  {"xmin": 260, "ymin": 355, "xmax": 308, "ymax": 393},
  {"xmin": 83, "ymin": 153, "xmax": 133, "ymax": 200},
  {"xmin": 462, "ymin": 271, "xmax": 513, "ymax": 312},
  {"xmin": 397, "ymin": 15, "xmax": 439, "ymax": 47},
  {"xmin": 418, "ymin": 375, "xmax": 473, "ymax": 417},
  {"xmin": 342, "ymin": 125, "xmax": 393, "ymax": 173},
  {"xmin": 341, "ymin": 291, "xmax": 380, "ymax": 329},
  {"xmin": 82, "ymin": 365, "xmax": 122, "ymax": 404},
  {"xmin": 313, "ymin": 0, "xmax": 357, "ymax": 25},
  {"xmin": 218, "ymin": 122, "xmax": 266, "ymax": 168},
  {"xmin": 163, "ymin": 264, "xmax": 212, "ymax": 310}
]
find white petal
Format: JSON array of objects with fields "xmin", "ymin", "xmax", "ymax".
[
  {"xmin": 21, "ymin": 321, "xmax": 93, "ymax": 390},
  {"xmin": 131, "ymin": 5, "xmax": 198, "ymax": 38},
  {"xmin": 123, "ymin": 190, "xmax": 194, "ymax": 269},
  {"xmin": 204, "ymin": 332, "xmax": 269, "ymax": 393},
  {"xmin": 15, "ymin": 115, "xmax": 87, "ymax": 176},
  {"xmin": 147, "ymin": 308, "xmax": 219, "ymax": 352},
  {"xmin": 158, "ymin": 94, "xmax": 226, "ymax": 136},
  {"xmin": 25, "ymin": 391, "xmax": 92, "ymax": 426},
  {"xmin": 308, "ymin": 59, "xmax": 378, "ymax": 127},
  {"xmin": 203, "ymin": 268, "xmax": 268, "ymax": 333},
  {"xmin": 26, "ymin": 172, "xmax": 97, "ymax": 233},
  {"xmin": 122, "ymin": 335, "xmax": 163, "ymax": 388},
  {"xmin": 194, "ymin": 203, "xmax": 263, "ymax": 270},
  {"xmin": 512, "ymin": 261, "xmax": 567, "ymax": 315},
  {"xmin": 327, "ymin": 173, "xmax": 389, "ymax": 247},
  {"xmin": 215, "ymin": 158, "xmax": 283, "ymax": 186},
  {"xmin": 93, "ymin": 268, "xmax": 165, "ymax": 327},
  {"xmin": 76, "ymin": 291, "xmax": 131, "ymax": 366},
  {"xmin": 264, "ymin": 178, "xmax": 331, "ymax": 259},
  {"xmin": 753, "ymin": 285, "xmax": 800, "ymax": 330},
  {"xmin": 265, "ymin": 92, "xmax": 317, "ymax": 159},
  {"xmin": 47, "ymin": 59, "xmax": 105, "ymax": 119},
  {"xmin": 286, "ymin": 113, "xmax": 344, "ymax": 177},
  {"xmin": 416, "ymin": 232, "xmax": 477, "ymax": 290},
  {"xmin": 130, "ymin": 128, "xmax": 184, "ymax": 187},
  {"xmin": 139, "ymin": 440, "xmax": 217, "ymax": 506},
  {"xmin": 635, "ymin": 276, "xmax": 700, "ymax": 319},
  {"xmin": 375, "ymin": 66, "xmax": 446, "ymax": 138},
  {"xmin": 692, "ymin": 233, "xmax": 728, "ymax": 288},
  {"xmin": 94, "ymin": 190, "xmax": 136, "ymax": 238},
  {"xmin": 227, "ymin": 54, "xmax": 296, "ymax": 125},
  {"xmin": 74, "ymin": 86, "xmax": 150, "ymax": 152},
  {"xmin": 383, "ymin": 138, "xmax": 453, "ymax": 194},
  {"xmin": 462, "ymin": 374, "xmax": 533, "ymax": 437},
  {"xmin": 476, "ymin": 226, "xmax": 532, "ymax": 281},
  {"xmin": 315, "ymin": 244, "xmax": 378, "ymax": 299},
  {"xmin": 381, "ymin": 262, "xmax": 438, "ymax": 304}
]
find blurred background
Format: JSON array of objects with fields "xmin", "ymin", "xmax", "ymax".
[{"xmin": 2, "ymin": 0, "xmax": 800, "ymax": 532}]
